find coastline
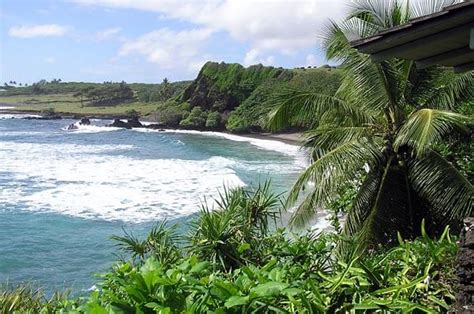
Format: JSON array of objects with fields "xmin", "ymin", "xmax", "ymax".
[
  {"xmin": 0, "ymin": 108, "xmax": 305, "ymax": 147},
  {"xmin": 238, "ymin": 132, "xmax": 304, "ymax": 146}
]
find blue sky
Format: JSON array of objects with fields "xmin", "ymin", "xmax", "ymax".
[{"xmin": 0, "ymin": 0, "xmax": 347, "ymax": 84}]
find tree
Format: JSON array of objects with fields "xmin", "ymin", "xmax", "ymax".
[
  {"xmin": 205, "ymin": 111, "xmax": 222, "ymax": 129},
  {"xmin": 180, "ymin": 106, "xmax": 208, "ymax": 129},
  {"xmin": 159, "ymin": 77, "xmax": 174, "ymax": 101},
  {"xmin": 269, "ymin": 0, "xmax": 473, "ymax": 247}
]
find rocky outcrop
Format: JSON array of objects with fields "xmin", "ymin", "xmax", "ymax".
[
  {"xmin": 108, "ymin": 118, "xmax": 132, "ymax": 129},
  {"xmin": 181, "ymin": 62, "xmax": 293, "ymax": 112},
  {"xmin": 23, "ymin": 114, "xmax": 62, "ymax": 120},
  {"xmin": 79, "ymin": 118, "xmax": 91, "ymax": 125},
  {"xmin": 126, "ymin": 117, "xmax": 143, "ymax": 128},
  {"xmin": 146, "ymin": 123, "xmax": 166, "ymax": 131},
  {"xmin": 455, "ymin": 218, "xmax": 474, "ymax": 312},
  {"xmin": 107, "ymin": 117, "xmax": 143, "ymax": 129}
]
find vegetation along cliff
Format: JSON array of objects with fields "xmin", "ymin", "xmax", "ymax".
[{"xmin": 157, "ymin": 61, "xmax": 342, "ymax": 132}]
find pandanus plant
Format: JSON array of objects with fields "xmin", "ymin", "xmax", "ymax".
[{"xmin": 269, "ymin": 0, "xmax": 473, "ymax": 246}]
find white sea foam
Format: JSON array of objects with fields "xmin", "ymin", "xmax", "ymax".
[
  {"xmin": 63, "ymin": 121, "xmax": 122, "ymax": 133},
  {"xmin": 133, "ymin": 128, "xmax": 309, "ymax": 167},
  {"xmin": 0, "ymin": 141, "xmax": 245, "ymax": 223},
  {"xmin": 67, "ymin": 121, "xmax": 308, "ymax": 166},
  {"xmin": 0, "ymin": 113, "xmax": 42, "ymax": 119}
]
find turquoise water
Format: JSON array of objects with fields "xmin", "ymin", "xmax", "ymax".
[{"xmin": 0, "ymin": 116, "xmax": 305, "ymax": 294}]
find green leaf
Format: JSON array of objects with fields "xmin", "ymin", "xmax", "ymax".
[
  {"xmin": 224, "ymin": 295, "xmax": 250, "ymax": 308},
  {"xmin": 250, "ymin": 282, "xmax": 289, "ymax": 298},
  {"xmin": 237, "ymin": 243, "xmax": 251, "ymax": 254},
  {"xmin": 394, "ymin": 109, "xmax": 471, "ymax": 156},
  {"xmin": 190, "ymin": 261, "xmax": 210, "ymax": 274}
]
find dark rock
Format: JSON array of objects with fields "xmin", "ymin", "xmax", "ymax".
[
  {"xmin": 127, "ymin": 116, "xmax": 143, "ymax": 128},
  {"xmin": 108, "ymin": 118, "xmax": 131, "ymax": 129},
  {"xmin": 455, "ymin": 217, "xmax": 474, "ymax": 312},
  {"xmin": 67, "ymin": 123, "xmax": 78, "ymax": 130},
  {"xmin": 146, "ymin": 123, "xmax": 166, "ymax": 130},
  {"xmin": 79, "ymin": 118, "xmax": 91, "ymax": 125},
  {"xmin": 23, "ymin": 114, "xmax": 62, "ymax": 120}
]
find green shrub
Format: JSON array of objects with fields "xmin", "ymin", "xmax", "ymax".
[
  {"xmin": 153, "ymin": 104, "xmax": 188, "ymax": 127},
  {"xmin": 40, "ymin": 107, "xmax": 55, "ymax": 115},
  {"xmin": 0, "ymin": 285, "xmax": 76, "ymax": 313},
  {"xmin": 0, "ymin": 183, "xmax": 460, "ymax": 313},
  {"xmin": 125, "ymin": 109, "xmax": 139, "ymax": 118},
  {"xmin": 205, "ymin": 111, "xmax": 221, "ymax": 129},
  {"xmin": 79, "ymin": 223, "xmax": 458, "ymax": 313},
  {"xmin": 179, "ymin": 106, "xmax": 208, "ymax": 129}
]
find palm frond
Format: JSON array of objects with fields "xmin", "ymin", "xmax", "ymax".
[
  {"xmin": 342, "ymin": 168, "xmax": 383, "ymax": 237},
  {"xmin": 423, "ymin": 71, "xmax": 474, "ymax": 110},
  {"xmin": 303, "ymin": 126, "xmax": 376, "ymax": 153},
  {"xmin": 111, "ymin": 228, "xmax": 148, "ymax": 262},
  {"xmin": 346, "ymin": 157, "xmax": 415, "ymax": 247},
  {"xmin": 408, "ymin": 150, "xmax": 474, "ymax": 221},
  {"xmin": 347, "ymin": 0, "xmax": 410, "ymax": 29},
  {"xmin": 325, "ymin": 24, "xmax": 401, "ymax": 117},
  {"xmin": 394, "ymin": 108, "xmax": 471, "ymax": 156},
  {"xmin": 410, "ymin": 0, "xmax": 460, "ymax": 18},
  {"xmin": 267, "ymin": 88, "xmax": 371, "ymax": 131},
  {"xmin": 288, "ymin": 137, "xmax": 384, "ymax": 227},
  {"xmin": 403, "ymin": 66, "xmax": 445, "ymax": 107}
]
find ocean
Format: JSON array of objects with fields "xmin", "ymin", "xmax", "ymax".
[{"xmin": 0, "ymin": 115, "xmax": 308, "ymax": 294}]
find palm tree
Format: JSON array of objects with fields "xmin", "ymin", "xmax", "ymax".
[{"xmin": 269, "ymin": 0, "xmax": 473, "ymax": 246}]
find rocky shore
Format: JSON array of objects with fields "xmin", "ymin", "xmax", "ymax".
[{"xmin": 1, "ymin": 110, "xmax": 304, "ymax": 145}]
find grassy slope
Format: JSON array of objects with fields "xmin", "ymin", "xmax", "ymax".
[{"xmin": 0, "ymin": 94, "xmax": 160, "ymax": 116}]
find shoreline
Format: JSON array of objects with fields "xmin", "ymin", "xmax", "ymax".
[
  {"xmin": 238, "ymin": 132, "xmax": 304, "ymax": 146},
  {"xmin": 0, "ymin": 108, "xmax": 305, "ymax": 147}
]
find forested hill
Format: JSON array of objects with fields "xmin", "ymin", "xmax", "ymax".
[
  {"xmin": 159, "ymin": 61, "xmax": 342, "ymax": 132},
  {"xmin": 181, "ymin": 62, "xmax": 293, "ymax": 111}
]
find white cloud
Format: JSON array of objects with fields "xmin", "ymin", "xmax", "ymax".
[
  {"xmin": 243, "ymin": 49, "xmax": 275, "ymax": 66},
  {"xmin": 45, "ymin": 57, "xmax": 56, "ymax": 64},
  {"xmin": 72, "ymin": 0, "xmax": 348, "ymax": 64},
  {"xmin": 8, "ymin": 24, "xmax": 68, "ymax": 38},
  {"xmin": 95, "ymin": 27, "xmax": 122, "ymax": 41},
  {"xmin": 118, "ymin": 28, "xmax": 213, "ymax": 72},
  {"xmin": 305, "ymin": 53, "xmax": 318, "ymax": 66}
]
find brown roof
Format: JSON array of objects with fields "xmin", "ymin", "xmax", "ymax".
[{"xmin": 351, "ymin": 1, "xmax": 474, "ymax": 72}]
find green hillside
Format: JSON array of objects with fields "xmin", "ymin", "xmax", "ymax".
[
  {"xmin": 0, "ymin": 62, "xmax": 342, "ymax": 132},
  {"xmin": 162, "ymin": 62, "xmax": 342, "ymax": 132}
]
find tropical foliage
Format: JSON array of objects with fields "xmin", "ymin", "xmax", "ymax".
[
  {"xmin": 1, "ymin": 184, "xmax": 460, "ymax": 313},
  {"xmin": 268, "ymin": 0, "xmax": 474, "ymax": 246}
]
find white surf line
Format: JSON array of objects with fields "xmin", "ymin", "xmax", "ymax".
[{"xmin": 134, "ymin": 128, "xmax": 309, "ymax": 166}]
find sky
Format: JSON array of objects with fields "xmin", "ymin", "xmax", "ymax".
[{"xmin": 0, "ymin": 0, "xmax": 349, "ymax": 84}]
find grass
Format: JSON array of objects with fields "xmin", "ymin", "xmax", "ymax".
[
  {"xmin": 0, "ymin": 94, "xmax": 160, "ymax": 116},
  {"xmin": 0, "ymin": 94, "xmax": 77, "ymax": 104}
]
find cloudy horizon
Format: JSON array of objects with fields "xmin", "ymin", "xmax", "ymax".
[{"xmin": 0, "ymin": 0, "xmax": 348, "ymax": 84}]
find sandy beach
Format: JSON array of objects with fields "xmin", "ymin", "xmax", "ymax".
[{"xmin": 239, "ymin": 132, "xmax": 305, "ymax": 146}]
